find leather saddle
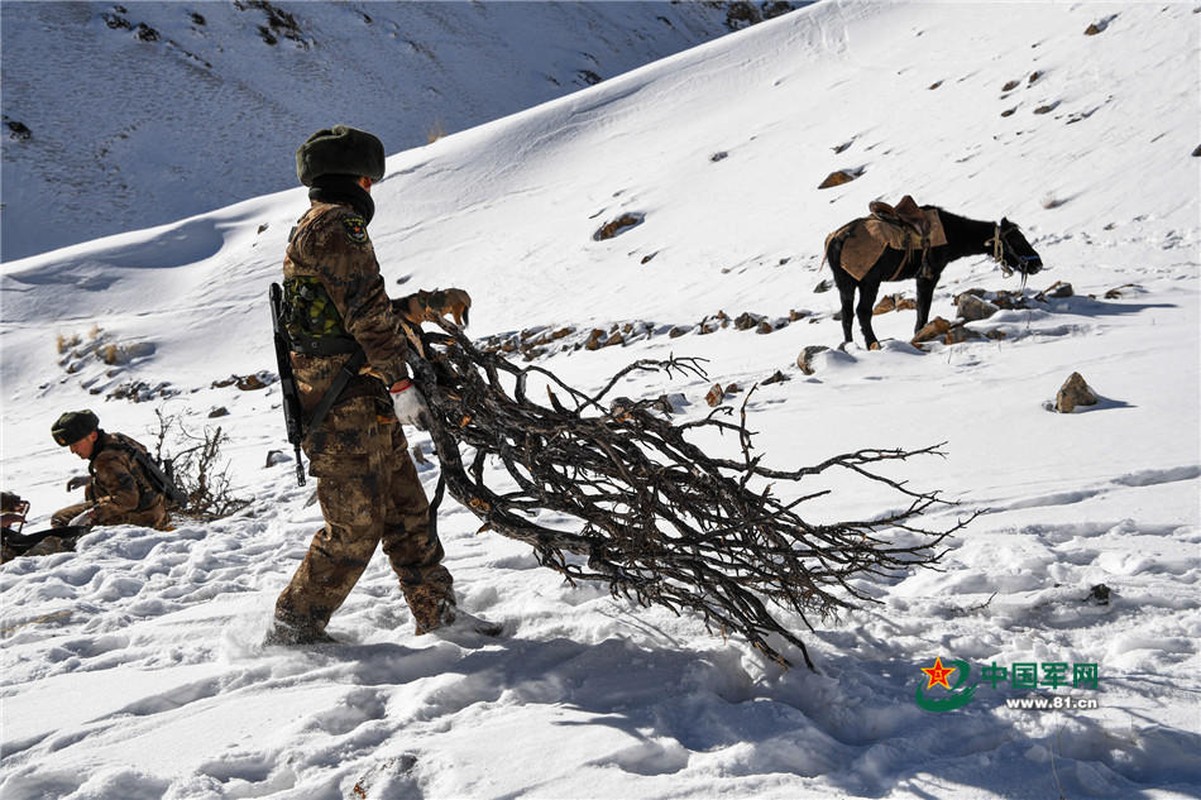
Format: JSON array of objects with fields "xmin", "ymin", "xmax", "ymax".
[{"xmin": 868, "ymin": 195, "xmax": 930, "ymax": 237}]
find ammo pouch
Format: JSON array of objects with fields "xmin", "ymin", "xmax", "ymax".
[
  {"xmin": 271, "ymin": 280, "xmax": 368, "ymax": 453},
  {"xmin": 282, "ymin": 276, "xmax": 359, "ymax": 356}
]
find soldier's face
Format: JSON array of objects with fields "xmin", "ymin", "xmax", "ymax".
[{"xmin": 68, "ymin": 431, "xmax": 97, "ymax": 460}]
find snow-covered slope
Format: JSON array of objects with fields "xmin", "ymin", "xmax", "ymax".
[
  {"xmin": 0, "ymin": 0, "xmax": 745, "ymax": 261},
  {"xmin": 1, "ymin": 2, "xmax": 1199, "ymax": 799}
]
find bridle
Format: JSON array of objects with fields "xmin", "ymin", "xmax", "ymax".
[{"xmin": 987, "ymin": 222, "xmax": 1039, "ymax": 285}]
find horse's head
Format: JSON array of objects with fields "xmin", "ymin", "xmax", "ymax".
[{"xmin": 991, "ymin": 218, "xmax": 1043, "ymax": 277}]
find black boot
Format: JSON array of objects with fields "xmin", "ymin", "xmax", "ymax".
[{"xmin": 263, "ymin": 618, "xmax": 337, "ymax": 646}]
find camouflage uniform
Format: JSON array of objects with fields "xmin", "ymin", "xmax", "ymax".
[
  {"xmin": 272, "ymin": 196, "xmax": 454, "ymax": 641},
  {"xmin": 50, "ymin": 431, "xmax": 172, "ymax": 531}
]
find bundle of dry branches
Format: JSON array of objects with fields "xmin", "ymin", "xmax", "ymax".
[{"xmin": 403, "ymin": 322, "xmax": 969, "ymax": 668}]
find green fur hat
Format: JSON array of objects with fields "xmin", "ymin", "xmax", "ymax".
[
  {"xmin": 52, "ymin": 410, "xmax": 99, "ymax": 446},
  {"xmin": 295, "ymin": 125, "xmax": 385, "ymax": 187}
]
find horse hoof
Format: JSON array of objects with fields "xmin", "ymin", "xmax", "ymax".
[{"xmin": 868, "ymin": 341, "xmax": 882, "ymax": 351}]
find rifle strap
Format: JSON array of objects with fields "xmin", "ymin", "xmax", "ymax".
[
  {"xmin": 129, "ymin": 448, "xmax": 189, "ymax": 509},
  {"xmin": 106, "ymin": 434, "xmax": 184, "ymax": 510},
  {"xmin": 304, "ymin": 348, "xmax": 368, "ymax": 441}
]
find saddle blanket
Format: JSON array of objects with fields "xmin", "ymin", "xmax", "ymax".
[{"xmin": 827, "ymin": 207, "xmax": 947, "ymax": 281}]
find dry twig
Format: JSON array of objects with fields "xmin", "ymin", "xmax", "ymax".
[{"xmin": 404, "ymin": 322, "xmax": 969, "ymax": 668}]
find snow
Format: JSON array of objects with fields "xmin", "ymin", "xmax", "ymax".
[
  {"xmin": 2, "ymin": 2, "xmax": 1199, "ymax": 799},
  {"xmin": 0, "ymin": 0, "xmax": 736, "ymax": 261}
]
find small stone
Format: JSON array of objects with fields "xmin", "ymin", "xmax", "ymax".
[
  {"xmin": 796, "ymin": 345, "xmax": 830, "ymax": 376},
  {"xmin": 956, "ymin": 293, "xmax": 999, "ymax": 322},
  {"xmin": 911, "ymin": 317, "xmax": 953, "ymax": 344},
  {"xmin": 704, "ymin": 383, "xmax": 725, "ymax": 407},
  {"xmin": 818, "ymin": 169, "xmax": 860, "ymax": 189},
  {"xmin": 1040, "ymin": 281, "xmax": 1074, "ymax": 300},
  {"xmin": 1055, "ymin": 372, "xmax": 1098, "ymax": 413}
]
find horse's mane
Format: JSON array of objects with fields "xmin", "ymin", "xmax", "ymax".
[{"xmin": 922, "ymin": 206, "xmax": 993, "ymax": 230}]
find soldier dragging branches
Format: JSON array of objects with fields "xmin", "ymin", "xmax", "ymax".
[
  {"xmin": 266, "ymin": 126, "xmax": 965, "ymax": 665},
  {"xmin": 265, "ymin": 125, "xmax": 481, "ymax": 646}
]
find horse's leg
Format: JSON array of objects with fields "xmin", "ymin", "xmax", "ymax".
[
  {"xmin": 856, "ymin": 278, "xmax": 882, "ymax": 349},
  {"xmin": 914, "ymin": 276, "xmax": 938, "ymax": 332},
  {"xmin": 829, "ymin": 242, "xmax": 857, "ymax": 344},
  {"xmin": 838, "ymin": 283, "xmax": 856, "ymax": 343}
]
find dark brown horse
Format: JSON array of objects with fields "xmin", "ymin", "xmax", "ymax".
[{"xmin": 825, "ymin": 206, "xmax": 1042, "ymax": 349}]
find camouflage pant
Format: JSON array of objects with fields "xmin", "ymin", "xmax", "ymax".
[
  {"xmin": 50, "ymin": 501, "xmax": 170, "ymax": 530},
  {"xmin": 50, "ymin": 502, "xmax": 93, "ymax": 529},
  {"xmin": 274, "ymin": 396, "xmax": 453, "ymax": 635}
]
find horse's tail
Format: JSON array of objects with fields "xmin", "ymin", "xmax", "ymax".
[{"xmin": 824, "ymin": 223, "xmax": 854, "ymax": 274}]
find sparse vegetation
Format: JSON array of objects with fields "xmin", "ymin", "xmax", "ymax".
[
  {"xmin": 426, "ymin": 119, "xmax": 447, "ymax": 144},
  {"xmin": 56, "ymin": 325, "xmax": 173, "ymax": 399},
  {"xmin": 237, "ymin": 0, "xmax": 310, "ymax": 48},
  {"xmin": 57, "ymin": 325, "xmax": 154, "ymax": 368},
  {"xmin": 56, "ymin": 333, "xmax": 82, "ymax": 354},
  {"xmin": 152, "ymin": 407, "xmax": 250, "ymax": 521}
]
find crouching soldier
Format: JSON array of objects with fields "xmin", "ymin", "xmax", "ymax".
[{"xmin": 50, "ymin": 410, "xmax": 173, "ymax": 531}]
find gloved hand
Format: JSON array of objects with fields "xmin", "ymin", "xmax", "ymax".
[
  {"xmin": 66, "ymin": 475, "xmax": 89, "ymax": 492},
  {"xmin": 390, "ymin": 379, "xmax": 432, "ymax": 430},
  {"xmin": 68, "ymin": 507, "xmax": 96, "ymax": 528}
]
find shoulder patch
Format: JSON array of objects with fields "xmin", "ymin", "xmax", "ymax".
[{"xmin": 341, "ymin": 215, "xmax": 369, "ymax": 245}]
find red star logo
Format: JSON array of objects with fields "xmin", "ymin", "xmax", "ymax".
[{"xmin": 921, "ymin": 656, "xmax": 956, "ymax": 690}]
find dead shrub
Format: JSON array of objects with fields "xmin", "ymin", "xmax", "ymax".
[{"xmin": 152, "ymin": 408, "xmax": 250, "ymax": 521}]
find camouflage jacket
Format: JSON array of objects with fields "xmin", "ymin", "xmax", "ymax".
[
  {"xmin": 282, "ymin": 200, "xmax": 410, "ymax": 420},
  {"xmin": 86, "ymin": 431, "xmax": 171, "ymax": 528}
]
